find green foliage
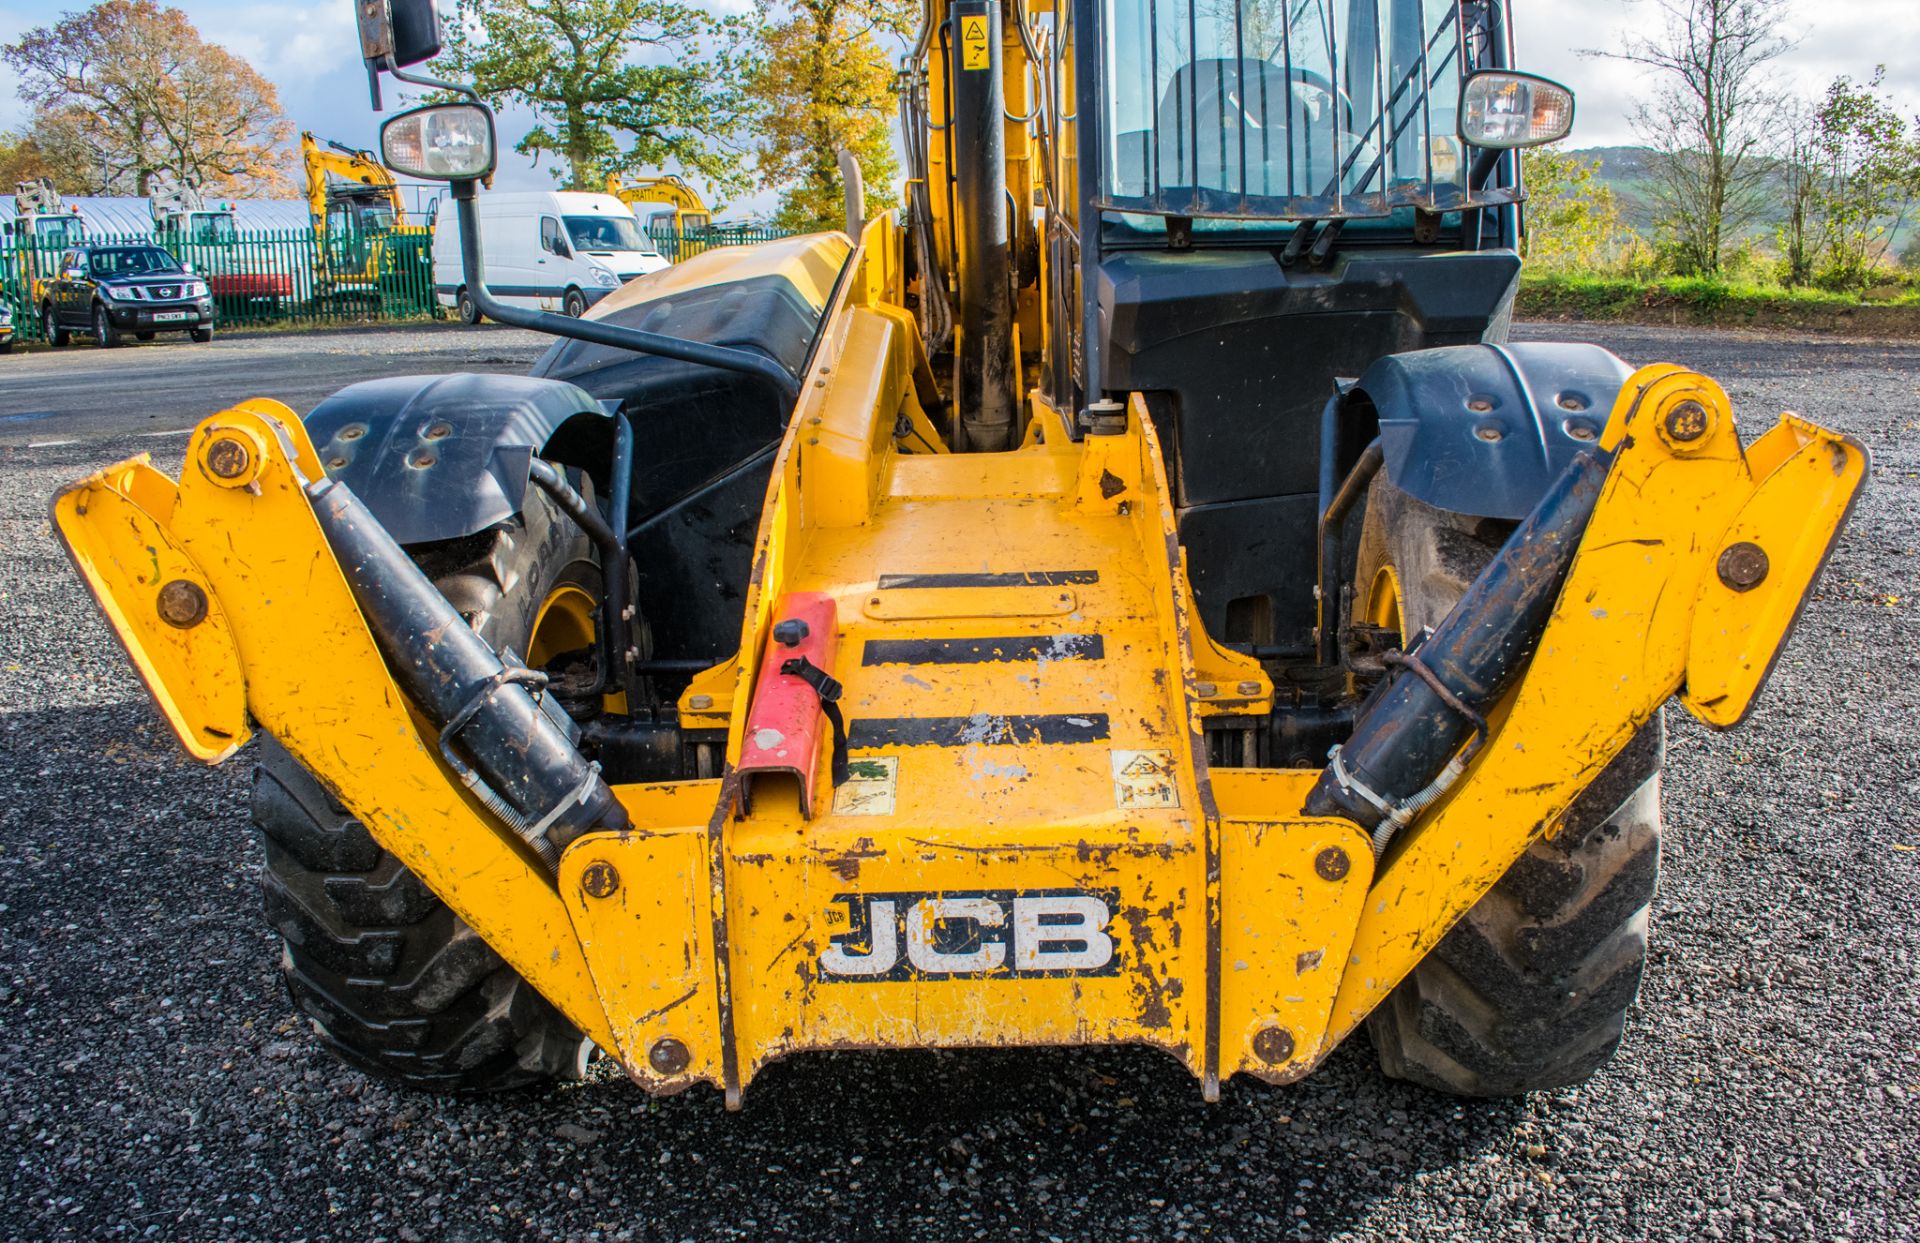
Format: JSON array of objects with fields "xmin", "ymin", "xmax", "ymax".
[
  {"xmin": 744, "ymin": 0, "xmax": 911, "ymax": 233},
  {"xmin": 1521, "ymin": 147, "xmax": 1626, "ymax": 272},
  {"xmin": 437, "ymin": 0, "xmax": 747, "ymax": 192},
  {"xmin": 1808, "ymin": 69, "xmax": 1920, "ymax": 291}
]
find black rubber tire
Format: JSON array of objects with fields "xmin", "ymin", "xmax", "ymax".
[
  {"xmin": 190, "ymin": 327, "xmax": 212, "ymax": 343},
  {"xmin": 562, "ymin": 288, "xmax": 588, "ymax": 318},
  {"xmin": 456, "ymin": 287, "xmax": 482, "ymax": 325},
  {"xmin": 93, "ymin": 303, "xmax": 121, "ymax": 348},
  {"xmin": 43, "ymin": 305, "xmax": 69, "ymax": 348},
  {"xmin": 1355, "ymin": 475, "xmax": 1664, "ymax": 1097},
  {"xmin": 253, "ymin": 485, "xmax": 602, "ymax": 1092}
]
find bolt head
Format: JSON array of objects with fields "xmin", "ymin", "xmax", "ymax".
[
  {"xmin": 1314, "ymin": 846, "xmax": 1351, "ymax": 882},
  {"xmin": 1663, "ymin": 400, "xmax": 1710, "ymax": 444},
  {"xmin": 580, "ymin": 860, "xmax": 620, "ymax": 900},
  {"xmin": 205, "ymin": 435, "xmax": 252, "ymax": 480},
  {"xmin": 1716, "ymin": 541, "xmax": 1770, "ymax": 592},
  {"xmin": 1251, "ymin": 1026, "xmax": 1296, "ymax": 1065},
  {"xmin": 156, "ymin": 579, "xmax": 208, "ymax": 629},
  {"xmin": 687, "ymin": 694, "xmax": 714, "ymax": 711},
  {"xmin": 648, "ymin": 1037, "xmax": 691, "ymax": 1075},
  {"xmin": 1194, "ymin": 682, "xmax": 1217, "ymax": 698},
  {"xmin": 1236, "ymin": 680, "xmax": 1262, "ymax": 696}
]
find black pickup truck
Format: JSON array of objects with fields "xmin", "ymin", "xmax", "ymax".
[{"xmin": 42, "ymin": 243, "xmax": 215, "ymax": 348}]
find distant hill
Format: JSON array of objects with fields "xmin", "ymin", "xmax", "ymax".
[{"xmin": 1561, "ymin": 144, "xmax": 1913, "ymax": 259}]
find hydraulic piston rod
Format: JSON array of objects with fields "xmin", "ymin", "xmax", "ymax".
[
  {"xmin": 1303, "ymin": 450, "xmax": 1611, "ymax": 854},
  {"xmin": 307, "ymin": 476, "xmax": 629, "ymax": 868}
]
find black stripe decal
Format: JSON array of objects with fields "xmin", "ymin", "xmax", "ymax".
[
  {"xmin": 874, "ymin": 570, "xmax": 1099, "ymax": 589},
  {"xmin": 862, "ymin": 634, "xmax": 1106, "ymax": 666},
  {"xmin": 849, "ymin": 714, "xmax": 1110, "ymax": 748}
]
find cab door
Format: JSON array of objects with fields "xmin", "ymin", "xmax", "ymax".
[{"xmin": 54, "ymin": 250, "xmax": 85, "ymax": 321}]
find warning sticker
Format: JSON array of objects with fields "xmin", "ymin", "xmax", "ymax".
[
  {"xmin": 1111, "ymin": 749, "xmax": 1179, "ymax": 810},
  {"xmin": 960, "ymin": 14, "xmax": 990, "ymax": 70},
  {"xmin": 833, "ymin": 756, "xmax": 899, "ymax": 816}
]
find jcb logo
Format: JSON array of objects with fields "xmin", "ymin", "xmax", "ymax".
[{"xmin": 819, "ymin": 889, "xmax": 1119, "ymax": 982}]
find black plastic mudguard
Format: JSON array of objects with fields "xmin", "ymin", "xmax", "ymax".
[
  {"xmin": 304, "ymin": 373, "xmax": 607, "ymax": 545},
  {"xmin": 1350, "ymin": 342, "xmax": 1635, "ymax": 520}
]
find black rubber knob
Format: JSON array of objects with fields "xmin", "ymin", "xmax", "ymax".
[{"xmin": 773, "ymin": 619, "xmax": 810, "ymax": 648}]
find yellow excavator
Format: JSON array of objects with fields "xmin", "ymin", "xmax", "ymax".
[
  {"xmin": 299, "ymin": 130, "xmax": 433, "ymax": 297},
  {"xmin": 56, "ymin": 0, "xmax": 1863, "ymax": 1107},
  {"xmin": 607, "ymin": 173, "xmax": 713, "ymax": 260}
]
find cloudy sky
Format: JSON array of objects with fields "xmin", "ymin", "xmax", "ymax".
[{"xmin": 1, "ymin": 0, "xmax": 1914, "ymax": 211}]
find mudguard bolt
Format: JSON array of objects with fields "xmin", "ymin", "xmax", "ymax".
[
  {"xmin": 1664, "ymin": 400, "xmax": 1710, "ymax": 443},
  {"xmin": 688, "ymin": 695, "xmax": 713, "ymax": 711},
  {"xmin": 648, "ymin": 1038, "xmax": 691, "ymax": 1075},
  {"xmin": 156, "ymin": 579, "xmax": 209, "ymax": 629},
  {"xmin": 1314, "ymin": 846, "xmax": 1351, "ymax": 882},
  {"xmin": 1236, "ymin": 680, "xmax": 1262, "ymax": 696},
  {"xmin": 580, "ymin": 860, "xmax": 620, "ymax": 899},
  {"xmin": 1194, "ymin": 682, "xmax": 1217, "ymax": 698},
  {"xmin": 1252, "ymin": 1026, "xmax": 1296, "ymax": 1065},
  {"xmin": 205, "ymin": 436, "xmax": 252, "ymax": 480},
  {"xmin": 1717, "ymin": 541, "xmax": 1770, "ymax": 592}
]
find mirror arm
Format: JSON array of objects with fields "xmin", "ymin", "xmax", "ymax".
[
  {"xmin": 450, "ymin": 183, "xmax": 800, "ymax": 402},
  {"xmin": 389, "ymin": 64, "xmax": 479, "ymax": 103}
]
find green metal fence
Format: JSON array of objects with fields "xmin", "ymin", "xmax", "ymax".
[
  {"xmin": 647, "ymin": 222, "xmax": 795, "ymax": 264},
  {"xmin": 3, "ymin": 225, "xmax": 440, "ymax": 341}
]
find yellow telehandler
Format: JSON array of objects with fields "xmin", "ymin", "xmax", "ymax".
[{"xmin": 55, "ymin": 0, "xmax": 1863, "ymax": 1106}]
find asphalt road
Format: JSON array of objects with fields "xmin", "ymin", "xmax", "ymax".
[
  {"xmin": 1, "ymin": 322, "xmax": 1916, "ymax": 1241},
  {"xmin": 0, "ymin": 325, "xmax": 553, "ymax": 447}
]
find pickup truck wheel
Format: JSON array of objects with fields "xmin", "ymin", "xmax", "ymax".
[
  {"xmin": 43, "ymin": 305, "xmax": 69, "ymax": 348},
  {"xmin": 1354, "ymin": 475, "xmax": 1664, "ymax": 1096},
  {"xmin": 190, "ymin": 327, "xmax": 213, "ymax": 343},
  {"xmin": 93, "ymin": 304, "xmax": 122, "ymax": 348},
  {"xmin": 253, "ymin": 485, "xmax": 603, "ymax": 1092}
]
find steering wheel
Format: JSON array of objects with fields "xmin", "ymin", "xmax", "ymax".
[{"xmin": 1275, "ymin": 65, "xmax": 1355, "ymax": 133}]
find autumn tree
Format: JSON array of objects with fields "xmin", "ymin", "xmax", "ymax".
[
  {"xmin": 0, "ymin": 128, "xmax": 86, "ymax": 195},
  {"xmin": 745, "ymin": 0, "xmax": 911, "ymax": 233},
  {"xmin": 1594, "ymin": 0, "xmax": 1792, "ymax": 275},
  {"xmin": 436, "ymin": 0, "xmax": 745, "ymax": 191},
  {"xmin": 3, "ymin": 0, "xmax": 292, "ymax": 196}
]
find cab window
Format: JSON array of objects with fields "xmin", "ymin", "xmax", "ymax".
[{"xmin": 540, "ymin": 217, "xmax": 571, "ymax": 257}]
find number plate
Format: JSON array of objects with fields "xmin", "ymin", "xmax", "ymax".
[{"xmin": 151, "ymin": 311, "xmax": 190, "ymax": 323}]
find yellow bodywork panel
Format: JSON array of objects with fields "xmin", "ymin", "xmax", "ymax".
[
  {"xmin": 53, "ymin": 403, "xmax": 618, "ymax": 1054},
  {"xmin": 53, "ymin": 218, "xmax": 1862, "ymax": 1111}
]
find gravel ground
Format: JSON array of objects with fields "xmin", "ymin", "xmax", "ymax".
[{"xmin": 0, "ymin": 323, "xmax": 1915, "ymax": 1242}]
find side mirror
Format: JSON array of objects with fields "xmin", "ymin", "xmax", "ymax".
[
  {"xmin": 380, "ymin": 104, "xmax": 497, "ymax": 182},
  {"xmin": 64, "ymin": 267, "xmax": 85, "ymax": 280},
  {"xmin": 355, "ymin": 0, "xmax": 442, "ymax": 70}
]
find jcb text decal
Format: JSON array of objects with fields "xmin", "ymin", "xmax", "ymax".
[{"xmin": 818, "ymin": 889, "xmax": 1120, "ymax": 981}]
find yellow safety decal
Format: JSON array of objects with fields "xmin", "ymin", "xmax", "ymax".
[{"xmin": 960, "ymin": 15, "xmax": 990, "ymax": 69}]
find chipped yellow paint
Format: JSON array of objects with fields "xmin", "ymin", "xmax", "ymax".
[
  {"xmin": 53, "ymin": 245, "xmax": 1861, "ymax": 1107},
  {"xmin": 53, "ymin": 402, "xmax": 617, "ymax": 1052},
  {"xmin": 1323, "ymin": 367, "xmax": 1867, "ymax": 1048}
]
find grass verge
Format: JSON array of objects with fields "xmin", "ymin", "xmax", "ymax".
[{"xmin": 1516, "ymin": 272, "xmax": 1920, "ymax": 337}]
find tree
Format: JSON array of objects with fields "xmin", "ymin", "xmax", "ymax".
[
  {"xmin": 744, "ymin": 0, "xmax": 910, "ymax": 232},
  {"xmin": 1809, "ymin": 69, "xmax": 1920, "ymax": 289},
  {"xmin": 1593, "ymin": 0, "xmax": 1792, "ymax": 276},
  {"xmin": 0, "ymin": 127, "xmax": 85, "ymax": 195},
  {"xmin": 1521, "ymin": 146, "xmax": 1627, "ymax": 272},
  {"xmin": 3, "ymin": 0, "xmax": 292, "ymax": 196},
  {"xmin": 437, "ymin": 0, "xmax": 745, "ymax": 191}
]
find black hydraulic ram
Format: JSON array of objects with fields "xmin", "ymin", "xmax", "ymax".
[
  {"xmin": 1303, "ymin": 449, "xmax": 1612, "ymax": 857},
  {"xmin": 308, "ymin": 477, "xmax": 630, "ymax": 871}
]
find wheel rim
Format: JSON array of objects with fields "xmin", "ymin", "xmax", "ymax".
[
  {"xmin": 1363, "ymin": 565, "xmax": 1406, "ymax": 646},
  {"xmin": 528, "ymin": 583, "xmax": 597, "ymax": 668}
]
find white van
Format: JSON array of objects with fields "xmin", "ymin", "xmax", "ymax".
[{"xmin": 434, "ymin": 190, "xmax": 670, "ymax": 323}]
